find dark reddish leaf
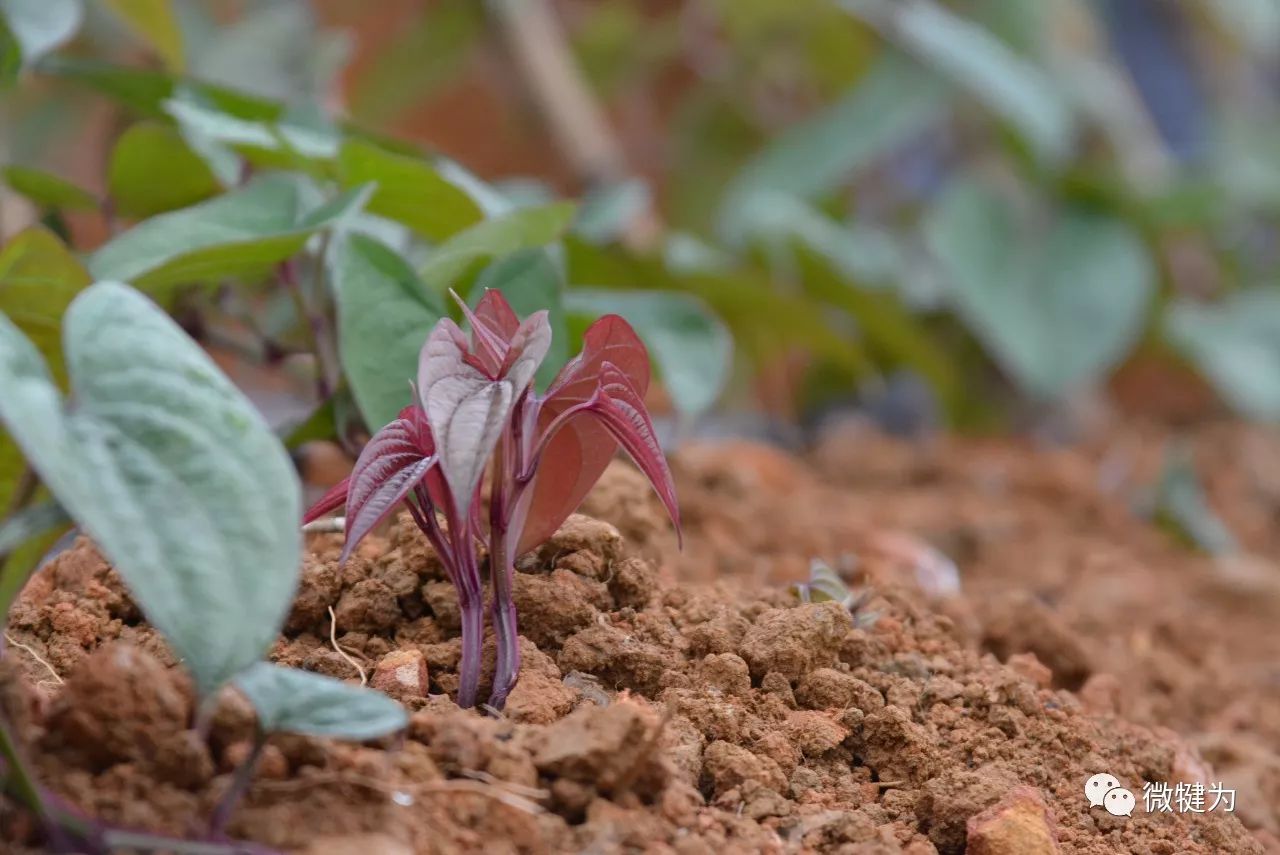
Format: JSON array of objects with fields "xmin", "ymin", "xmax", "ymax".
[
  {"xmin": 588, "ymin": 362, "xmax": 681, "ymax": 542},
  {"xmin": 303, "ymin": 477, "xmax": 350, "ymax": 524},
  {"xmin": 340, "ymin": 416, "xmax": 437, "ymax": 562},
  {"xmin": 475, "ymin": 288, "xmax": 520, "ymax": 339},
  {"xmin": 516, "ymin": 316, "xmax": 651, "ymax": 554}
]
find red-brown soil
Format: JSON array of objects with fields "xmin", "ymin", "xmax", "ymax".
[{"xmin": 2, "ymin": 420, "xmax": 1278, "ymax": 853}]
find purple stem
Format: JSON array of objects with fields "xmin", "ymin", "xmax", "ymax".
[
  {"xmin": 407, "ymin": 487, "xmax": 482, "ymax": 709},
  {"xmin": 487, "ymin": 523, "xmax": 519, "ymax": 709},
  {"xmin": 209, "ymin": 732, "xmax": 265, "ymax": 837},
  {"xmin": 487, "ymin": 433, "xmax": 536, "ymax": 710}
]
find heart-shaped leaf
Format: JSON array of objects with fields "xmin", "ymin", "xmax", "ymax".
[
  {"xmin": 0, "ymin": 282, "xmax": 301, "ymax": 697},
  {"xmin": 89, "ymin": 175, "xmax": 368, "ymax": 296},
  {"xmin": 924, "ymin": 178, "xmax": 1154, "ymax": 399},
  {"xmin": 234, "ymin": 661, "xmax": 406, "ymax": 739}
]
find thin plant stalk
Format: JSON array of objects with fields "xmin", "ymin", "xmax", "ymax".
[{"xmin": 209, "ymin": 732, "xmax": 266, "ymax": 836}]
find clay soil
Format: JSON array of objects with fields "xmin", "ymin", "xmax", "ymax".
[{"xmin": 2, "ymin": 419, "xmax": 1279, "ymax": 854}]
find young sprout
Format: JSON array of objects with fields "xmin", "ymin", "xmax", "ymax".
[
  {"xmin": 306, "ymin": 290, "xmax": 680, "ymax": 708},
  {"xmin": 793, "ymin": 558, "xmax": 878, "ymax": 629}
]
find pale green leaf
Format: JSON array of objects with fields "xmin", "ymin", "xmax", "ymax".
[
  {"xmin": 719, "ymin": 52, "xmax": 947, "ymax": 242},
  {"xmin": 841, "ymin": 0, "xmax": 1073, "ymax": 163},
  {"xmin": 234, "ymin": 662, "xmax": 406, "ymax": 739},
  {"xmin": 0, "ymin": 282, "xmax": 301, "ymax": 696},
  {"xmin": 1166, "ymin": 290, "xmax": 1280, "ymax": 421},
  {"xmin": 924, "ymin": 178, "xmax": 1153, "ymax": 399},
  {"xmin": 0, "ymin": 0, "xmax": 81, "ymax": 69}
]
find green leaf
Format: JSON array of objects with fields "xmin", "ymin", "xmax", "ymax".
[
  {"xmin": 165, "ymin": 97, "xmax": 340, "ymax": 171},
  {"xmin": 334, "ymin": 234, "xmax": 445, "ymax": 429},
  {"xmin": 349, "ymin": 0, "xmax": 484, "ymax": 125},
  {"xmin": 43, "ymin": 55, "xmax": 282, "ymax": 120},
  {"xmin": 719, "ymin": 52, "xmax": 947, "ymax": 242},
  {"xmin": 565, "ymin": 289, "xmax": 732, "ymax": 417},
  {"xmin": 0, "ymin": 500, "xmax": 71, "ymax": 615},
  {"xmin": 104, "ymin": 0, "xmax": 183, "ymax": 71},
  {"xmin": 1165, "ymin": 290, "xmax": 1280, "ymax": 421},
  {"xmin": 1, "ymin": 165, "xmax": 97, "ymax": 211},
  {"xmin": 0, "ymin": 0, "xmax": 81, "ymax": 70},
  {"xmin": 107, "ymin": 122, "xmax": 220, "ymax": 218},
  {"xmin": 338, "ymin": 140, "xmax": 483, "ymax": 241},
  {"xmin": 419, "ymin": 202, "xmax": 576, "ymax": 291},
  {"xmin": 0, "ymin": 282, "xmax": 301, "ymax": 697},
  {"xmin": 565, "ymin": 237, "xmax": 867, "ymax": 379},
  {"xmin": 841, "ymin": 0, "xmax": 1073, "ymax": 164},
  {"xmin": 89, "ymin": 176, "xmax": 367, "ymax": 295},
  {"xmin": 472, "ymin": 248, "xmax": 567, "ymax": 389},
  {"xmin": 1151, "ymin": 444, "xmax": 1237, "ymax": 554},
  {"xmin": 0, "ymin": 227, "xmax": 90, "ymax": 511},
  {"xmin": 234, "ymin": 661, "xmax": 406, "ymax": 739},
  {"xmin": 574, "ymin": 179, "xmax": 650, "ymax": 245},
  {"xmin": 923, "ymin": 179, "xmax": 1153, "ymax": 399}
]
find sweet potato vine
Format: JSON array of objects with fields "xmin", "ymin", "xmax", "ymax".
[{"xmin": 305, "ymin": 291, "xmax": 680, "ymax": 708}]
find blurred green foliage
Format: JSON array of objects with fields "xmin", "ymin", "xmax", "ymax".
[{"xmin": 2, "ymin": 0, "xmax": 1280, "ymax": 463}]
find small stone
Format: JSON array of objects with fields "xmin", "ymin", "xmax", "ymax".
[
  {"xmin": 1006, "ymin": 652, "xmax": 1053, "ymax": 689},
  {"xmin": 966, "ymin": 786, "xmax": 1061, "ymax": 855},
  {"xmin": 1077, "ymin": 673, "xmax": 1122, "ymax": 715},
  {"xmin": 371, "ymin": 649, "xmax": 429, "ymax": 701}
]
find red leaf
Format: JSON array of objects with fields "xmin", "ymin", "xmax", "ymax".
[
  {"xmin": 515, "ymin": 316, "xmax": 652, "ymax": 554},
  {"xmin": 303, "ymin": 476, "xmax": 350, "ymax": 523},
  {"xmin": 341, "ymin": 416, "xmax": 436, "ymax": 563},
  {"xmin": 419, "ymin": 313, "xmax": 550, "ymax": 511},
  {"xmin": 546, "ymin": 315, "xmax": 650, "ymax": 401},
  {"xmin": 475, "ymin": 289, "xmax": 520, "ymax": 339},
  {"xmin": 589, "ymin": 362, "xmax": 681, "ymax": 542}
]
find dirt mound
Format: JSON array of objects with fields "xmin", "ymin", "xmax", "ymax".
[{"xmin": 2, "ymin": 427, "xmax": 1274, "ymax": 853}]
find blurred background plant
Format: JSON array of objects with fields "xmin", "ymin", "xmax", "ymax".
[{"xmin": 3, "ymin": 0, "xmax": 1279, "ymax": 484}]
